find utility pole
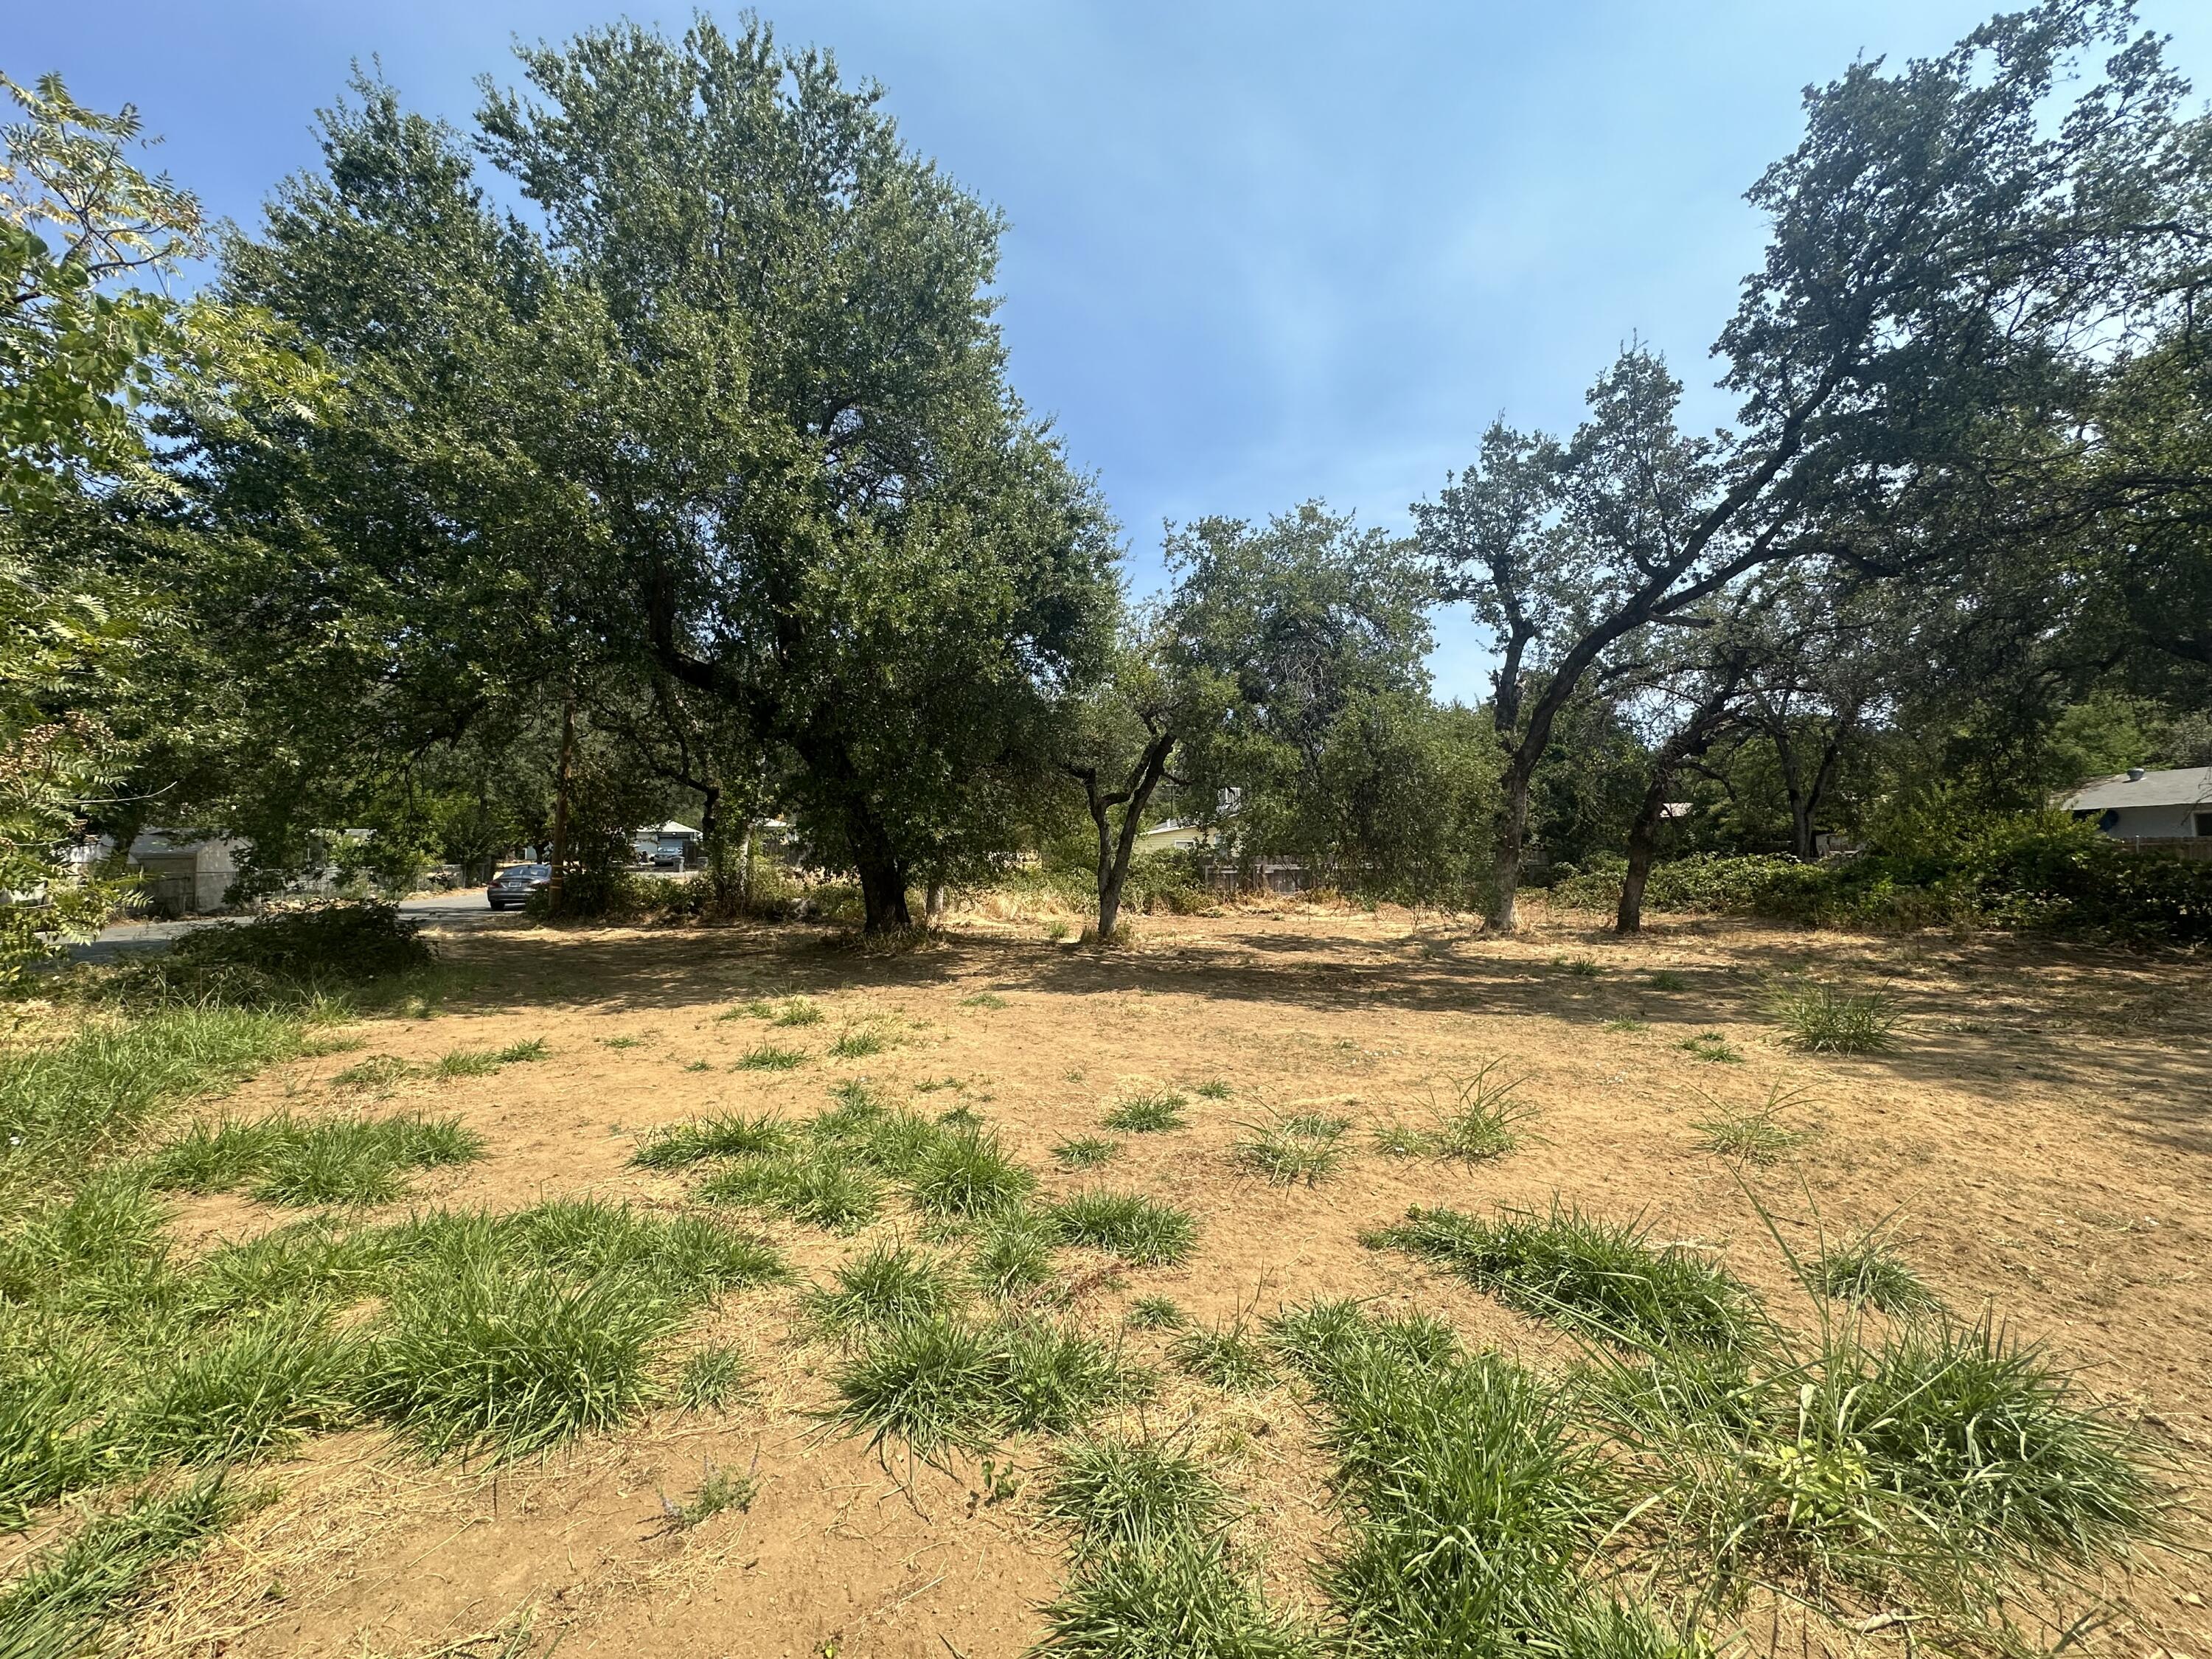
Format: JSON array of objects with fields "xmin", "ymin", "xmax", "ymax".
[{"xmin": 548, "ymin": 687, "xmax": 575, "ymax": 916}]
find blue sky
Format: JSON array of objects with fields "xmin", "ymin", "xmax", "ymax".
[{"xmin": 15, "ymin": 1, "xmax": 2211, "ymax": 700}]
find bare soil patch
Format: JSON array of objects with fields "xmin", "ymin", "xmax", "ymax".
[{"xmin": 102, "ymin": 902, "xmax": 2212, "ymax": 1658}]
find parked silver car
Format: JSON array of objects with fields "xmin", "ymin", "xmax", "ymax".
[{"xmin": 487, "ymin": 863, "xmax": 550, "ymax": 910}]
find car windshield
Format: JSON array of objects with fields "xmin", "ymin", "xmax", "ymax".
[{"xmin": 495, "ymin": 865, "xmax": 546, "ymax": 882}]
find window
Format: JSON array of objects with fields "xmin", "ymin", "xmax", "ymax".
[{"xmin": 2196, "ymin": 811, "xmax": 2212, "ymax": 839}]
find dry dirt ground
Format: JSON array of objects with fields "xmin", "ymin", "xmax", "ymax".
[{"xmin": 100, "ymin": 900, "xmax": 2212, "ymax": 1659}]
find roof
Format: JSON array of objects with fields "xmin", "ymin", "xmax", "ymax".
[{"xmin": 2059, "ymin": 765, "xmax": 2212, "ymax": 811}]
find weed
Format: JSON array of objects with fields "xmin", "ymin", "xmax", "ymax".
[
  {"xmin": 1033, "ymin": 1535, "xmax": 1313, "ymax": 1658},
  {"xmin": 1691, "ymin": 1093, "xmax": 1803, "ymax": 1165},
  {"xmin": 808, "ymin": 1241, "xmax": 959, "ymax": 1337},
  {"xmin": 684, "ymin": 1059, "xmax": 712, "ymax": 1073},
  {"xmin": 1051, "ymin": 1192, "xmax": 1199, "ymax": 1266},
  {"xmin": 251, "ymin": 1115, "xmax": 482, "ymax": 1207},
  {"xmin": 1102, "ymin": 1091, "xmax": 1186, "ymax": 1133},
  {"xmin": 973, "ymin": 1213, "xmax": 1062, "ymax": 1303},
  {"xmin": 678, "ymin": 1346, "xmax": 750, "ymax": 1411},
  {"xmin": 360, "ymin": 1256, "xmax": 682, "ymax": 1461},
  {"xmin": 664, "ymin": 1459, "xmax": 757, "ymax": 1528},
  {"xmin": 1233, "ymin": 1113, "xmax": 1345, "ymax": 1186},
  {"xmin": 961, "ymin": 992, "xmax": 1009, "ymax": 1009},
  {"xmin": 0, "ymin": 1475, "xmax": 251, "ymax": 1656},
  {"xmin": 433, "ymin": 1037, "xmax": 540, "ymax": 1079},
  {"xmin": 502, "ymin": 1200, "xmax": 785, "ymax": 1297},
  {"xmin": 495, "ymin": 1038, "xmax": 548, "ymax": 1064},
  {"xmin": 829, "ymin": 1318, "xmax": 1148, "ymax": 1461},
  {"xmin": 736, "ymin": 1045, "xmax": 808, "ymax": 1071},
  {"xmin": 1647, "ymin": 970, "xmax": 1690, "ymax": 991},
  {"xmin": 1678, "ymin": 1032, "xmax": 1743, "ymax": 1064},
  {"xmin": 1804, "ymin": 1239, "xmax": 1944, "ymax": 1313},
  {"xmin": 1045, "ymin": 920, "xmax": 1071, "ymax": 942},
  {"xmin": 1043, "ymin": 1433, "xmax": 1225, "ymax": 1557},
  {"xmin": 1371, "ymin": 1203, "xmax": 1754, "ymax": 1351},
  {"xmin": 1125, "ymin": 1295, "xmax": 1186, "ymax": 1331},
  {"xmin": 1171, "ymin": 1315, "xmax": 1276, "ymax": 1392},
  {"xmin": 1374, "ymin": 1061, "xmax": 1534, "ymax": 1163},
  {"xmin": 1601, "ymin": 1018, "xmax": 1648, "ymax": 1034},
  {"xmin": 1054, "ymin": 1136, "xmax": 1121, "ymax": 1170},
  {"xmin": 129, "ymin": 1315, "xmax": 358, "ymax": 1464},
  {"xmin": 601, "ymin": 1035, "xmax": 644, "ymax": 1051},
  {"xmin": 910, "ymin": 1127, "xmax": 1034, "ymax": 1218},
  {"xmin": 631, "ymin": 1112, "xmax": 789, "ymax": 1169},
  {"xmin": 1554, "ymin": 954, "xmax": 1604, "ymax": 978},
  {"xmin": 830, "ymin": 1029, "xmax": 886, "ymax": 1060},
  {"xmin": 701, "ymin": 1152, "xmax": 882, "ymax": 1232},
  {"xmin": 1773, "ymin": 984, "xmax": 1897, "ymax": 1054},
  {"xmin": 332, "ymin": 1054, "xmax": 412, "ymax": 1091}
]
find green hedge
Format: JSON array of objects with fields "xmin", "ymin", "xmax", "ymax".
[{"xmin": 1552, "ymin": 816, "xmax": 2212, "ymax": 944}]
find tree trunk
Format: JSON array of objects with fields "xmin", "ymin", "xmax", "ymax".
[
  {"xmin": 1617, "ymin": 779, "xmax": 1669, "ymax": 935},
  {"xmin": 1789, "ymin": 793, "xmax": 1818, "ymax": 861},
  {"xmin": 925, "ymin": 880, "xmax": 948, "ymax": 924},
  {"xmin": 700, "ymin": 782, "xmax": 728, "ymax": 899},
  {"xmin": 856, "ymin": 850, "xmax": 911, "ymax": 933},
  {"xmin": 1487, "ymin": 759, "xmax": 1534, "ymax": 931},
  {"xmin": 736, "ymin": 821, "xmax": 755, "ymax": 905},
  {"xmin": 548, "ymin": 689, "xmax": 575, "ymax": 916}
]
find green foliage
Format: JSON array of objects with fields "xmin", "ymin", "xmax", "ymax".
[
  {"xmin": 829, "ymin": 1317, "xmax": 1150, "ymax": 1461},
  {"xmin": 0, "ymin": 1475, "xmax": 251, "ymax": 1659},
  {"xmin": 1054, "ymin": 1136, "xmax": 1121, "ymax": 1170},
  {"xmin": 359, "ymin": 1258, "xmax": 683, "ymax": 1461},
  {"xmin": 1556, "ymin": 815, "xmax": 2212, "ymax": 946},
  {"xmin": 108, "ymin": 903, "xmax": 434, "ymax": 1006},
  {"xmin": 1232, "ymin": 1113, "xmax": 1345, "ymax": 1186},
  {"xmin": 664, "ymin": 1461, "xmax": 757, "ymax": 1528},
  {"xmin": 737, "ymin": 1044, "xmax": 809, "ymax": 1071},
  {"xmin": 807, "ymin": 1241, "xmax": 959, "ymax": 1338},
  {"xmin": 971, "ymin": 1211, "xmax": 1062, "ymax": 1303},
  {"xmin": 1803, "ymin": 1240, "xmax": 1944, "ymax": 1314},
  {"xmin": 1772, "ymin": 984, "xmax": 1896, "ymax": 1054},
  {"xmin": 1043, "ymin": 1434, "xmax": 1226, "ymax": 1558},
  {"xmin": 1688, "ymin": 1094, "xmax": 1802, "ymax": 1166},
  {"xmin": 1050, "ymin": 1192, "xmax": 1199, "ymax": 1265},
  {"xmin": 127, "ymin": 1315, "xmax": 358, "ymax": 1464},
  {"xmin": 700, "ymin": 1152, "xmax": 883, "ymax": 1233},
  {"xmin": 631, "ymin": 1111, "xmax": 790, "ymax": 1169},
  {"xmin": 678, "ymin": 1346, "xmax": 750, "ymax": 1411},
  {"xmin": 1170, "ymin": 1315, "xmax": 1276, "ymax": 1392},
  {"xmin": 1677, "ymin": 1032, "xmax": 1743, "ymax": 1064},
  {"xmin": 1372, "ymin": 1062, "xmax": 1535, "ymax": 1163},
  {"xmin": 908, "ymin": 1127, "xmax": 1034, "ymax": 1218},
  {"xmin": 146, "ymin": 1111, "xmax": 482, "ymax": 1207},
  {"xmin": 1102, "ymin": 1091, "xmax": 1186, "ymax": 1133},
  {"xmin": 1371, "ymin": 1204, "xmax": 1754, "ymax": 1351},
  {"xmin": 1124, "ymin": 1296, "xmax": 1187, "ymax": 1332},
  {"xmin": 1032, "ymin": 1534, "xmax": 1315, "ymax": 1659},
  {"xmin": 0, "ymin": 1006, "xmax": 307, "ymax": 1188}
]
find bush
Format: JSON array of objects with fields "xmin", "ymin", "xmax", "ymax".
[
  {"xmin": 1555, "ymin": 815, "xmax": 2212, "ymax": 945},
  {"xmin": 105, "ymin": 902, "xmax": 433, "ymax": 1004}
]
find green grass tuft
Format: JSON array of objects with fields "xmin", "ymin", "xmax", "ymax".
[
  {"xmin": 830, "ymin": 1317, "xmax": 1150, "ymax": 1461},
  {"xmin": 1803, "ymin": 1239, "xmax": 1944, "ymax": 1313},
  {"xmin": 678, "ymin": 1346, "xmax": 751, "ymax": 1411},
  {"xmin": 1677, "ymin": 1032, "xmax": 1744, "ymax": 1064},
  {"xmin": 1042, "ymin": 1433, "xmax": 1225, "ymax": 1557},
  {"xmin": 149, "ymin": 1112, "xmax": 483, "ymax": 1208},
  {"xmin": 830, "ymin": 1028, "xmax": 886, "ymax": 1060},
  {"xmin": 1054, "ymin": 1135, "xmax": 1122, "ymax": 1170},
  {"xmin": 1233, "ymin": 1113, "xmax": 1346, "ymax": 1186},
  {"xmin": 735, "ymin": 1045, "xmax": 808, "ymax": 1071},
  {"xmin": 1370, "ymin": 1203, "xmax": 1754, "ymax": 1351},
  {"xmin": 1372, "ymin": 1061, "xmax": 1534, "ymax": 1163},
  {"xmin": 1171, "ymin": 1315, "xmax": 1276, "ymax": 1392},
  {"xmin": 663, "ymin": 1460, "xmax": 757, "ymax": 1528},
  {"xmin": 1193, "ymin": 1079, "xmax": 1233, "ymax": 1100},
  {"xmin": 631, "ymin": 1111, "xmax": 789, "ymax": 1169},
  {"xmin": 0, "ymin": 1475, "xmax": 251, "ymax": 1657},
  {"xmin": 1102, "ymin": 1091, "xmax": 1186, "ymax": 1133},
  {"xmin": 1773, "ymin": 984, "xmax": 1898, "ymax": 1054},
  {"xmin": 1050, "ymin": 1192, "xmax": 1198, "ymax": 1266},
  {"xmin": 1690, "ymin": 1099, "xmax": 1802, "ymax": 1165},
  {"xmin": 909, "ymin": 1127, "xmax": 1034, "ymax": 1218},
  {"xmin": 808, "ymin": 1241, "xmax": 959, "ymax": 1337},
  {"xmin": 128, "ymin": 1315, "xmax": 358, "ymax": 1464},
  {"xmin": 972, "ymin": 1213, "xmax": 1062, "ymax": 1304},
  {"xmin": 700, "ymin": 1152, "xmax": 883, "ymax": 1233},
  {"xmin": 959, "ymin": 992, "xmax": 1009, "ymax": 1009},
  {"xmin": 1032, "ymin": 1536, "xmax": 1314, "ymax": 1659},
  {"xmin": 1124, "ymin": 1295, "xmax": 1187, "ymax": 1332}
]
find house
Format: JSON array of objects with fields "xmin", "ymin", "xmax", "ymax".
[
  {"xmin": 2058, "ymin": 766, "xmax": 2212, "ymax": 843},
  {"xmin": 1134, "ymin": 819, "xmax": 1208, "ymax": 855},
  {"xmin": 127, "ymin": 830, "xmax": 246, "ymax": 916}
]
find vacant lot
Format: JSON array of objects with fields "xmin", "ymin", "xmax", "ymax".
[{"xmin": 10, "ymin": 900, "xmax": 2210, "ymax": 1658}]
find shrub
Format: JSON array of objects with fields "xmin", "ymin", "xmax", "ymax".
[{"xmin": 108, "ymin": 900, "xmax": 434, "ymax": 1005}]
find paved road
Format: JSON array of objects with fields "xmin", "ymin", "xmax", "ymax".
[{"xmin": 67, "ymin": 887, "xmax": 515, "ymax": 964}]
